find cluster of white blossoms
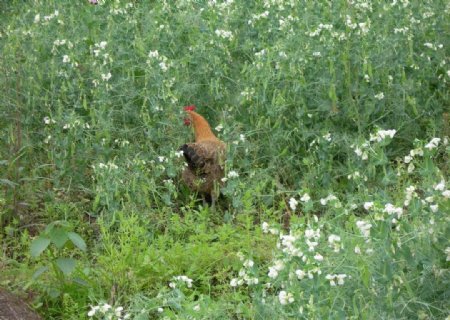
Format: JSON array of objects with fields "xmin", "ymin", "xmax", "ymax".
[
  {"xmin": 236, "ymin": 215, "xmax": 349, "ymax": 307},
  {"xmin": 433, "ymin": 180, "xmax": 450, "ymax": 199},
  {"xmin": 169, "ymin": 275, "xmax": 193, "ymax": 288},
  {"xmin": 215, "ymin": 29, "xmax": 234, "ymax": 40},
  {"xmin": 344, "ymin": 15, "xmax": 370, "ymax": 36},
  {"xmin": 369, "ymin": 129, "xmax": 396, "ymax": 142},
  {"xmin": 288, "ymin": 197, "xmax": 298, "ymax": 211},
  {"xmin": 248, "ymin": 10, "xmax": 270, "ymax": 26},
  {"xmin": 325, "ymin": 274, "xmax": 347, "ymax": 286},
  {"xmin": 261, "ymin": 221, "xmax": 279, "ymax": 235},
  {"xmin": 300, "ymin": 193, "xmax": 311, "ymax": 202},
  {"xmin": 319, "ymin": 194, "xmax": 338, "ymax": 206},
  {"xmin": 351, "ymin": 128, "xmax": 396, "ymax": 160},
  {"xmin": 88, "ymin": 303, "xmax": 130, "ymax": 319},
  {"xmin": 328, "ymin": 234, "xmax": 342, "ymax": 253},
  {"xmin": 221, "ymin": 170, "xmax": 239, "ymax": 182},
  {"xmin": 147, "ymin": 50, "xmax": 170, "ymax": 72},
  {"xmin": 383, "ymin": 203, "xmax": 403, "ymax": 227},
  {"xmin": 63, "ymin": 119, "xmax": 90, "ymax": 130},
  {"xmin": 363, "ymin": 201, "xmax": 374, "ymax": 210},
  {"xmin": 93, "ymin": 41, "xmax": 107, "ymax": 56},
  {"xmin": 306, "ymin": 23, "xmax": 333, "ymax": 37},
  {"xmin": 110, "ymin": 2, "xmax": 133, "ymax": 15},
  {"xmin": 347, "ymin": 171, "xmax": 368, "ymax": 181},
  {"xmin": 51, "ymin": 39, "xmax": 74, "ymax": 54},
  {"xmin": 351, "ymin": 142, "xmax": 369, "ymax": 160},
  {"xmin": 374, "ymin": 92, "xmax": 385, "ymax": 100},
  {"xmin": 34, "ymin": 10, "xmax": 60, "ymax": 25},
  {"xmin": 424, "ymin": 137, "xmax": 441, "ymax": 150},
  {"xmin": 268, "ymin": 259, "xmax": 285, "ymax": 279},
  {"xmin": 356, "ymin": 220, "xmax": 372, "ymax": 240},
  {"xmin": 279, "ymin": 233, "xmax": 302, "ymax": 257},
  {"xmin": 43, "ymin": 116, "xmax": 56, "ymax": 125},
  {"xmin": 278, "ymin": 290, "xmax": 294, "ymax": 305},
  {"xmin": 92, "ymin": 162, "xmax": 119, "ymax": 171},
  {"xmin": 230, "ymin": 254, "xmax": 259, "ymax": 287},
  {"xmin": 403, "ymin": 185, "xmax": 417, "ymax": 206},
  {"xmin": 403, "ymin": 146, "xmax": 424, "ymax": 173}
]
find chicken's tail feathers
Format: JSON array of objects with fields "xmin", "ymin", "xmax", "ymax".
[{"xmin": 179, "ymin": 144, "xmax": 204, "ymax": 170}]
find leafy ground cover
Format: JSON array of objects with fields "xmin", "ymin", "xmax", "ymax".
[{"xmin": 0, "ymin": 0, "xmax": 449, "ymax": 319}]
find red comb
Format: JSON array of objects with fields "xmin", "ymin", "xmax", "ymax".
[{"xmin": 184, "ymin": 105, "xmax": 196, "ymax": 111}]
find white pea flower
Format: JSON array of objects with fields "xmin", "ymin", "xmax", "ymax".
[
  {"xmin": 215, "ymin": 29, "xmax": 233, "ymax": 39},
  {"xmin": 314, "ymin": 253, "xmax": 324, "ymax": 261},
  {"xmin": 356, "ymin": 220, "xmax": 372, "ymax": 238},
  {"xmin": 300, "ymin": 193, "xmax": 311, "ymax": 202},
  {"xmin": 227, "ymin": 170, "xmax": 239, "ymax": 178},
  {"xmin": 289, "ymin": 197, "xmax": 298, "ymax": 211},
  {"xmin": 363, "ymin": 202, "xmax": 374, "ymax": 210},
  {"xmin": 336, "ymin": 274, "xmax": 347, "ymax": 285},
  {"xmin": 243, "ymin": 259, "xmax": 254, "ymax": 268},
  {"xmin": 99, "ymin": 303, "xmax": 112, "ymax": 313},
  {"xmin": 326, "ymin": 274, "xmax": 336, "ymax": 286},
  {"xmin": 88, "ymin": 306, "xmax": 99, "ymax": 317},
  {"xmin": 425, "ymin": 138, "xmax": 441, "ymax": 150},
  {"xmin": 159, "ymin": 61, "xmax": 168, "ymax": 72},
  {"xmin": 404, "ymin": 155, "xmax": 413, "ymax": 163},
  {"xmin": 278, "ymin": 291, "xmax": 294, "ymax": 305},
  {"xmin": 148, "ymin": 50, "xmax": 159, "ymax": 58},
  {"xmin": 262, "ymin": 222, "xmax": 269, "ymax": 233},
  {"xmin": 115, "ymin": 307, "xmax": 123, "ymax": 317},
  {"xmin": 268, "ymin": 267, "xmax": 278, "ymax": 279},
  {"xmin": 295, "ymin": 269, "xmax": 306, "ymax": 280},
  {"xmin": 434, "ymin": 180, "xmax": 446, "ymax": 191},
  {"xmin": 101, "ymin": 72, "xmax": 112, "ymax": 81},
  {"xmin": 374, "ymin": 92, "xmax": 385, "ymax": 100},
  {"xmin": 174, "ymin": 150, "xmax": 184, "ymax": 158}
]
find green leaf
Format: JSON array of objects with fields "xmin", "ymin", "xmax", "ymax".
[
  {"xmin": 55, "ymin": 258, "xmax": 76, "ymax": 275},
  {"xmin": 67, "ymin": 232, "xmax": 87, "ymax": 251},
  {"xmin": 49, "ymin": 227, "xmax": 69, "ymax": 249},
  {"xmin": 30, "ymin": 237, "xmax": 51, "ymax": 257},
  {"xmin": 0, "ymin": 179, "xmax": 17, "ymax": 187},
  {"xmin": 32, "ymin": 266, "xmax": 49, "ymax": 279}
]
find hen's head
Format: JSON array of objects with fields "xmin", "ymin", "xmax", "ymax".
[{"xmin": 183, "ymin": 105, "xmax": 196, "ymax": 126}]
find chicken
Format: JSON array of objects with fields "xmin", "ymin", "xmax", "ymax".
[{"xmin": 180, "ymin": 105, "xmax": 226, "ymax": 206}]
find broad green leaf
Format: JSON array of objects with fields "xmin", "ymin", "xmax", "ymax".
[
  {"xmin": 68, "ymin": 232, "xmax": 87, "ymax": 251},
  {"xmin": 49, "ymin": 227, "xmax": 69, "ymax": 249},
  {"xmin": 30, "ymin": 237, "xmax": 51, "ymax": 257},
  {"xmin": 48, "ymin": 288, "xmax": 61, "ymax": 299},
  {"xmin": 55, "ymin": 258, "xmax": 76, "ymax": 275},
  {"xmin": 72, "ymin": 277, "xmax": 89, "ymax": 286},
  {"xmin": 32, "ymin": 266, "xmax": 49, "ymax": 279}
]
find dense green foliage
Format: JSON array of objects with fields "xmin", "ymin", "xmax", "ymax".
[{"xmin": 1, "ymin": 0, "xmax": 449, "ymax": 319}]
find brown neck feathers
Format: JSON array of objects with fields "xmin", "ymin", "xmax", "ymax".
[{"xmin": 188, "ymin": 111, "xmax": 218, "ymax": 142}]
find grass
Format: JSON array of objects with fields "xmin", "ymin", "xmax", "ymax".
[{"xmin": 0, "ymin": 0, "xmax": 449, "ymax": 319}]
